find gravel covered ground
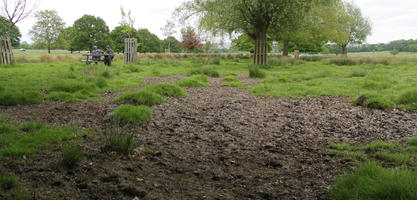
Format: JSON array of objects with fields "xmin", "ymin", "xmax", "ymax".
[{"xmin": 1, "ymin": 75, "xmax": 417, "ymax": 199}]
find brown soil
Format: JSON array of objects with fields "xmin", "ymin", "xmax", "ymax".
[{"xmin": 1, "ymin": 75, "xmax": 417, "ymax": 200}]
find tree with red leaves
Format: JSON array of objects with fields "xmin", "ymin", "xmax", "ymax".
[{"xmin": 177, "ymin": 27, "xmax": 203, "ymax": 52}]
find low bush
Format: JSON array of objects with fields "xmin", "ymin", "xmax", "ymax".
[
  {"xmin": 331, "ymin": 162, "xmax": 417, "ymax": 200},
  {"xmin": 249, "ymin": 65, "xmax": 267, "ymax": 78},
  {"xmin": 178, "ymin": 75, "xmax": 210, "ymax": 87},
  {"xmin": 61, "ymin": 144, "xmax": 84, "ymax": 169},
  {"xmin": 141, "ymin": 83, "xmax": 188, "ymax": 97},
  {"xmin": 103, "ymin": 132, "xmax": 135, "ymax": 155},
  {"xmin": 113, "ymin": 105, "xmax": 152, "ymax": 126},
  {"xmin": 115, "ymin": 90, "xmax": 167, "ymax": 106}
]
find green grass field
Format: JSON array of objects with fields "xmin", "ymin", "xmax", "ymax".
[{"xmin": 1, "ymin": 50, "xmax": 417, "ymax": 199}]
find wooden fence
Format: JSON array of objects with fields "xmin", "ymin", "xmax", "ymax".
[
  {"xmin": 124, "ymin": 38, "xmax": 137, "ymax": 64},
  {"xmin": 0, "ymin": 36, "xmax": 14, "ymax": 64}
]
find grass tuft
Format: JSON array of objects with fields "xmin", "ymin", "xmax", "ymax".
[
  {"xmin": 113, "ymin": 105, "xmax": 152, "ymax": 126},
  {"xmin": 0, "ymin": 90, "xmax": 43, "ymax": 106},
  {"xmin": 178, "ymin": 75, "xmax": 210, "ymax": 87},
  {"xmin": 61, "ymin": 144, "xmax": 84, "ymax": 169},
  {"xmin": 249, "ymin": 65, "xmax": 267, "ymax": 78},
  {"xmin": 222, "ymin": 76, "xmax": 239, "ymax": 82},
  {"xmin": 221, "ymin": 81, "xmax": 247, "ymax": 88},
  {"xmin": 103, "ymin": 131, "xmax": 135, "ymax": 155},
  {"xmin": 141, "ymin": 83, "xmax": 188, "ymax": 97},
  {"xmin": 331, "ymin": 162, "xmax": 417, "ymax": 200},
  {"xmin": 115, "ymin": 90, "xmax": 167, "ymax": 106}
]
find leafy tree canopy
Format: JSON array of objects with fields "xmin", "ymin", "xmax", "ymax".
[
  {"xmin": 30, "ymin": 10, "xmax": 65, "ymax": 53},
  {"xmin": 110, "ymin": 25, "xmax": 138, "ymax": 53},
  {"xmin": 137, "ymin": 28, "xmax": 161, "ymax": 53},
  {"xmin": 0, "ymin": 17, "xmax": 20, "ymax": 47},
  {"xmin": 70, "ymin": 15, "xmax": 112, "ymax": 51}
]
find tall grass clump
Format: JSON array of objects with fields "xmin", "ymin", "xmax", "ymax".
[
  {"xmin": 40, "ymin": 54, "xmax": 55, "ymax": 62},
  {"xmin": 327, "ymin": 57, "xmax": 390, "ymax": 66},
  {"xmin": 103, "ymin": 131, "xmax": 135, "ymax": 155},
  {"xmin": 178, "ymin": 75, "xmax": 210, "ymax": 87},
  {"xmin": 268, "ymin": 57, "xmax": 306, "ymax": 66},
  {"xmin": 396, "ymin": 89, "xmax": 417, "ymax": 109},
  {"xmin": 221, "ymin": 81, "xmax": 247, "ymax": 88},
  {"xmin": 331, "ymin": 162, "xmax": 417, "ymax": 200},
  {"xmin": 61, "ymin": 144, "xmax": 84, "ymax": 169},
  {"xmin": 115, "ymin": 90, "xmax": 167, "ymax": 106},
  {"xmin": 222, "ymin": 76, "xmax": 239, "ymax": 82},
  {"xmin": 187, "ymin": 66, "xmax": 220, "ymax": 77},
  {"xmin": 355, "ymin": 95, "xmax": 393, "ymax": 110},
  {"xmin": 141, "ymin": 83, "xmax": 188, "ymax": 97},
  {"xmin": 113, "ymin": 105, "xmax": 152, "ymax": 126},
  {"xmin": 249, "ymin": 65, "xmax": 267, "ymax": 78},
  {"xmin": 0, "ymin": 90, "xmax": 43, "ymax": 106}
]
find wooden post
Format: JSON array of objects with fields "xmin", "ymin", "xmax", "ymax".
[
  {"xmin": 124, "ymin": 38, "xmax": 137, "ymax": 64},
  {"xmin": 0, "ymin": 36, "xmax": 13, "ymax": 64},
  {"xmin": 294, "ymin": 50, "xmax": 300, "ymax": 59}
]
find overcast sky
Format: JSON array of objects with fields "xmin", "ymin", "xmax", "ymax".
[{"xmin": 16, "ymin": 0, "xmax": 417, "ymax": 44}]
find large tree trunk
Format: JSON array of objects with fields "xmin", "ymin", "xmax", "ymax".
[
  {"xmin": 282, "ymin": 39, "xmax": 289, "ymax": 57},
  {"xmin": 48, "ymin": 42, "xmax": 51, "ymax": 54},
  {"xmin": 341, "ymin": 44, "xmax": 347, "ymax": 56},
  {"xmin": 253, "ymin": 28, "xmax": 268, "ymax": 65}
]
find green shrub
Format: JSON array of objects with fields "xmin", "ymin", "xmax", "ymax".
[
  {"xmin": 0, "ymin": 90, "xmax": 43, "ymax": 106},
  {"xmin": 113, "ymin": 105, "xmax": 152, "ymax": 126},
  {"xmin": 222, "ymin": 76, "xmax": 239, "ymax": 82},
  {"xmin": 249, "ymin": 65, "xmax": 267, "ymax": 78},
  {"xmin": 178, "ymin": 75, "xmax": 210, "ymax": 87},
  {"xmin": 390, "ymin": 49, "xmax": 399, "ymax": 56},
  {"xmin": 221, "ymin": 81, "xmax": 247, "ymax": 88},
  {"xmin": 141, "ymin": 83, "xmax": 188, "ymax": 97},
  {"xmin": 331, "ymin": 162, "xmax": 417, "ymax": 200},
  {"xmin": 61, "ymin": 144, "xmax": 84, "ymax": 169},
  {"xmin": 115, "ymin": 90, "xmax": 167, "ymax": 106},
  {"xmin": 103, "ymin": 132, "xmax": 135, "ymax": 155}
]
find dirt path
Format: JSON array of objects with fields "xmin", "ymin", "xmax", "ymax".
[{"xmin": 1, "ymin": 76, "xmax": 417, "ymax": 199}]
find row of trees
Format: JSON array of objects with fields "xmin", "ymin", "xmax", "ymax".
[
  {"xmin": 177, "ymin": 0, "xmax": 372, "ymax": 64},
  {"xmin": 346, "ymin": 39, "xmax": 417, "ymax": 53},
  {"xmin": 27, "ymin": 10, "xmax": 194, "ymax": 54}
]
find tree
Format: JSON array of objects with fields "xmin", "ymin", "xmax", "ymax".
[
  {"xmin": 333, "ymin": 1, "xmax": 371, "ymax": 55},
  {"xmin": 160, "ymin": 20, "xmax": 176, "ymax": 53},
  {"xmin": 177, "ymin": 0, "xmax": 311, "ymax": 64},
  {"xmin": 119, "ymin": 6, "xmax": 135, "ymax": 38},
  {"xmin": 110, "ymin": 25, "xmax": 137, "ymax": 53},
  {"xmin": 0, "ymin": 0, "xmax": 38, "ymax": 63},
  {"xmin": 70, "ymin": 15, "xmax": 112, "ymax": 51},
  {"xmin": 29, "ymin": 10, "xmax": 65, "ymax": 54},
  {"xmin": 136, "ymin": 28, "xmax": 161, "ymax": 53},
  {"xmin": 231, "ymin": 33, "xmax": 272, "ymax": 53},
  {"xmin": 0, "ymin": 17, "xmax": 20, "ymax": 47},
  {"xmin": 177, "ymin": 27, "xmax": 203, "ymax": 52},
  {"xmin": 161, "ymin": 36, "xmax": 181, "ymax": 53}
]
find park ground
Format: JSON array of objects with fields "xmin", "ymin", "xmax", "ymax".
[{"xmin": 1, "ymin": 50, "xmax": 417, "ymax": 199}]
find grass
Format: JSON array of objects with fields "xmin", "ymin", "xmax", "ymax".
[
  {"xmin": 249, "ymin": 65, "xmax": 267, "ymax": 78},
  {"xmin": 408, "ymin": 136, "xmax": 417, "ymax": 146},
  {"xmin": 115, "ymin": 90, "xmax": 167, "ymax": 106},
  {"xmin": 221, "ymin": 81, "xmax": 247, "ymax": 88},
  {"xmin": 331, "ymin": 162, "xmax": 417, "ymax": 200},
  {"xmin": 61, "ymin": 144, "xmax": 84, "ymax": 169},
  {"xmin": 141, "ymin": 83, "xmax": 188, "ymax": 97},
  {"xmin": 222, "ymin": 76, "xmax": 239, "ymax": 82},
  {"xmin": 0, "ymin": 173, "xmax": 28, "ymax": 200},
  {"xmin": 0, "ymin": 121, "xmax": 87, "ymax": 160},
  {"xmin": 187, "ymin": 66, "xmax": 220, "ymax": 77},
  {"xmin": 103, "ymin": 131, "xmax": 136, "ymax": 155},
  {"xmin": 113, "ymin": 105, "xmax": 152, "ymax": 126},
  {"xmin": 177, "ymin": 75, "xmax": 211, "ymax": 87}
]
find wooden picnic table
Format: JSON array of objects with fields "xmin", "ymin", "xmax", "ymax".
[{"xmin": 81, "ymin": 53, "xmax": 113, "ymax": 65}]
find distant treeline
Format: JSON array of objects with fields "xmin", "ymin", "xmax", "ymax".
[{"xmin": 347, "ymin": 39, "xmax": 417, "ymax": 53}]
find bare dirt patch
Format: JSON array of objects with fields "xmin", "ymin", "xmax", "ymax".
[{"xmin": 1, "ymin": 75, "xmax": 417, "ymax": 199}]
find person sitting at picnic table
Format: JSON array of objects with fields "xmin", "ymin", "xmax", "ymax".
[
  {"xmin": 104, "ymin": 45, "xmax": 114, "ymax": 66},
  {"xmin": 91, "ymin": 46, "xmax": 104, "ymax": 64}
]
